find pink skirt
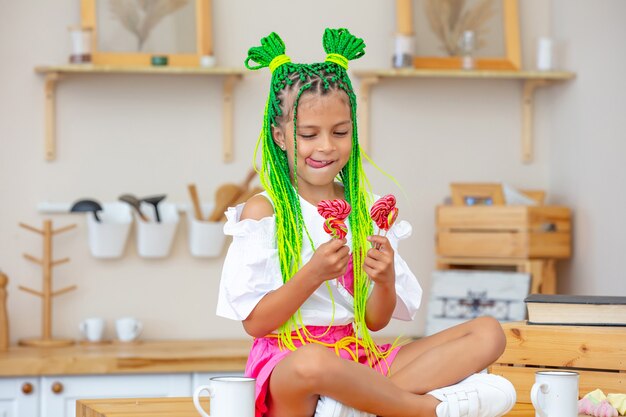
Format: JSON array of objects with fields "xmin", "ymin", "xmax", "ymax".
[{"xmin": 244, "ymin": 324, "xmax": 403, "ymax": 417}]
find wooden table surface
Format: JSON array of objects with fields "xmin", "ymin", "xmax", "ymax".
[
  {"xmin": 0, "ymin": 339, "xmax": 251, "ymax": 376},
  {"xmin": 76, "ymin": 397, "xmax": 588, "ymax": 417},
  {"xmin": 76, "ymin": 397, "xmax": 205, "ymax": 417}
]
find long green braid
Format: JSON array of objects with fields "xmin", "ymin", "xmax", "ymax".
[{"xmin": 245, "ymin": 28, "xmax": 390, "ymax": 365}]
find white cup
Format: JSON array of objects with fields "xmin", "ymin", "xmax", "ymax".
[
  {"xmin": 530, "ymin": 371, "xmax": 579, "ymax": 417},
  {"xmin": 200, "ymin": 55, "xmax": 216, "ymax": 68},
  {"xmin": 115, "ymin": 317, "xmax": 143, "ymax": 342},
  {"xmin": 79, "ymin": 317, "xmax": 105, "ymax": 342},
  {"xmin": 193, "ymin": 376, "xmax": 255, "ymax": 417}
]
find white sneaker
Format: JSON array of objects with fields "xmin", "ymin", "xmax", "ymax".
[
  {"xmin": 428, "ymin": 373, "xmax": 516, "ymax": 417},
  {"xmin": 314, "ymin": 395, "xmax": 375, "ymax": 417}
]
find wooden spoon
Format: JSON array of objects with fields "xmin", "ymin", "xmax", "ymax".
[
  {"xmin": 207, "ymin": 169, "xmax": 257, "ymax": 222},
  {"xmin": 187, "ymin": 184, "xmax": 204, "ymax": 221}
]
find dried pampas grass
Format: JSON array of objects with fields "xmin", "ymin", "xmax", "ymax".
[
  {"xmin": 425, "ymin": 0, "xmax": 496, "ymax": 56},
  {"xmin": 109, "ymin": 0, "xmax": 189, "ymax": 51}
]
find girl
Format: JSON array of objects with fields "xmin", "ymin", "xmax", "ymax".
[{"xmin": 216, "ymin": 28, "xmax": 516, "ymax": 417}]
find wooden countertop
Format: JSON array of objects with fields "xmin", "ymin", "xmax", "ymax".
[{"xmin": 0, "ymin": 339, "xmax": 251, "ymax": 377}]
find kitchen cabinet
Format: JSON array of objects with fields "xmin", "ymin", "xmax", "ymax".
[
  {"xmin": 0, "ymin": 372, "xmax": 244, "ymax": 417},
  {"xmin": 41, "ymin": 374, "xmax": 191, "ymax": 417},
  {"xmin": 0, "ymin": 377, "xmax": 40, "ymax": 417}
]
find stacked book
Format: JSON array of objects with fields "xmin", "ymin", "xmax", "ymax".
[{"xmin": 525, "ymin": 294, "xmax": 626, "ymax": 326}]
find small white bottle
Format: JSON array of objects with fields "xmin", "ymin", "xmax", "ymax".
[{"xmin": 459, "ymin": 30, "xmax": 476, "ymax": 70}]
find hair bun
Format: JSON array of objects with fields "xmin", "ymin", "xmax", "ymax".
[
  {"xmin": 322, "ymin": 28, "xmax": 366, "ymax": 61},
  {"xmin": 245, "ymin": 32, "xmax": 288, "ymax": 70}
]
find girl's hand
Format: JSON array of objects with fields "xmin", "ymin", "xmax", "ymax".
[
  {"xmin": 306, "ymin": 238, "xmax": 350, "ymax": 284},
  {"xmin": 364, "ymin": 236, "xmax": 395, "ymax": 287}
]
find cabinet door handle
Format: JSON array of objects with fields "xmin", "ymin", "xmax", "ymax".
[
  {"xmin": 22, "ymin": 382, "xmax": 34, "ymax": 395},
  {"xmin": 51, "ymin": 381, "xmax": 64, "ymax": 394}
]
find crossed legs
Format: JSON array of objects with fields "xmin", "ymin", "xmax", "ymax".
[
  {"xmin": 388, "ymin": 316, "xmax": 506, "ymax": 393},
  {"xmin": 266, "ymin": 316, "xmax": 506, "ymax": 417}
]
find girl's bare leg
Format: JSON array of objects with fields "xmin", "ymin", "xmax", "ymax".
[
  {"xmin": 388, "ymin": 316, "xmax": 506, "ymax": 393},
  {"xmin": 266, "ymin": 343, "xmax": 439, "ymax": 417}
]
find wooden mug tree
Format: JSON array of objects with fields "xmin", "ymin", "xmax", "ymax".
[
  {"xmin": 18, "ymin": 220, "xmax": 77, "ymax": 347},
  {"xmin": 0, "ymin": 271, "xmax": 8, "ymax": 350}
]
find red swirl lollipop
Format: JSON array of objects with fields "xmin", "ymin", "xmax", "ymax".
[
  {"xmin": 323, "ymin": 218, "xmax": 348, "ymax": 239},
  {"xmin": 370, "ymin": 194, "xmax": 398, "ymax": 231},
  {"xmin": 317, "ymin": 199, "xmax": 351, "ymax": 239},
  {"xmin": 317, "ymin": 199, "xmax": 351, "ymax": 221}
]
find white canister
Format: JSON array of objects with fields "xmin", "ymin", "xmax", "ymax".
[
  {"xmin": 87, "ymin": 202, "xmax": 132, "ymax": 259},
  {"xmin": 187, "ymin": 204, "xmax": 227, "ymax": 258},
  {"xmin": 536, "ymin": 37, "xmax": 554, "ymax": 71},
  {"xmin": 136, "ymin": 202, "xmax": 179, "ymax": 258},
  {"xmin": 392, "ymin": 34, "xmax": 415, "ymax": 68},
  {"xmin": 68, "ymin": 26, "xmax": 93, "ymax": 64}
]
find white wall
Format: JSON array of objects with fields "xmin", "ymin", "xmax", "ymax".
[
  {"xmin": 548, "ymin": 0, "xmax": 626, "ymax": 295},
  {"xmin": 2, "ymin": 0, "xmax": 617, "ymax": 344}
]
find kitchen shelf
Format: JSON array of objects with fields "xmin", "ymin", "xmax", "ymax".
[
  {"xmin": 352, "ymin": 69, "xmax": 576, "ymax": 163},
  {"xmin": 34, "ymin": 65, "xmax": 246, "ymax": 162}
]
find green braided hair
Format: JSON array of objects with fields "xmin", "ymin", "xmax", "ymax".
[{"xmin": 245, "ymin": 28, "xmax": 389, "ymax": 365}]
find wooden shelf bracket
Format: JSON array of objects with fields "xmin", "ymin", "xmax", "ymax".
[
  {"xmin": 36, "ymin": 66, "xmax": 245, "ymax": 162},
  {"xmin": 222, "ymin": 74, "xmax": 242, "ymax": 163},
  {"xmin": 356, "ymin": 75, "xmax": 380, "ymax": 155},
  {"xmin": 44, "ymin": 72, "xmax": 60, "ymax": 161},
  {"xmin": 521, "ymin": 79, "xmax": 551, "ymax": 163},
  {"xmin": 353, "ymin": 69, "xmax": 574, "ymax": 164}
]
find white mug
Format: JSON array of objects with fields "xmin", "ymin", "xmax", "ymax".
[
  {"xmin": 79, "ymin": 317, "xmax": 105, "ymax": 342},
  {"xmin": 530, "ymin": 371, "xmax": 579, "ymax": 417},
  {"xmin": 193, "ymin": 376, "xmax": 255, "ymax": 417},
  {"xmin": 115, "ymin": 317, "xmax": 143, "ymax": 342}
]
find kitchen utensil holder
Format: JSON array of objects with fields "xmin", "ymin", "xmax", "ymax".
[
  {"xmin": 136, "ymin": 202, "xmax": 179, "ymax": 258},
  {"xmin": 186, "ymin": 204, "xmax": 227, "ymax": 258},
  {"xmin": 87, "ymin": 202, "xmax": 132, "ymax": 259}
]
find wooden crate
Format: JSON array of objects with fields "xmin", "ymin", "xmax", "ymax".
[
  {"xmin": 436, "ymin": 206, "xmax": 571, "ymax": 259},
  {"xmin": 490, "ymin": 321, "xmax": 626, "ymax": 416},
  {"xmin": 437, "ymin": 257, "xmax": 557, "ymax": 294}
]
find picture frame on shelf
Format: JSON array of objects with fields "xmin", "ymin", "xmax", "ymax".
[
  {"xmin": 450, "ymin": 183, "xmax": 505, "ymax": 206},
  {"xmin": 406, "ymin": 0, "xmax": 521, "ymax": 70},
  {"xmin": 80, "ymin": 0, "xmax": 212, "ymax": 67}
]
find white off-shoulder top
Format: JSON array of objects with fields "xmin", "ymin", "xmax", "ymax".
[{"xmin": 216, "ymin": 192, "xmax": 422, "ymax": 329}]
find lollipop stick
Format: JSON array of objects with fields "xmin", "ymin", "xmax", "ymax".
[{"xmin": 374, "ymin": 228, "xmax": 384, "ymax": 250}]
